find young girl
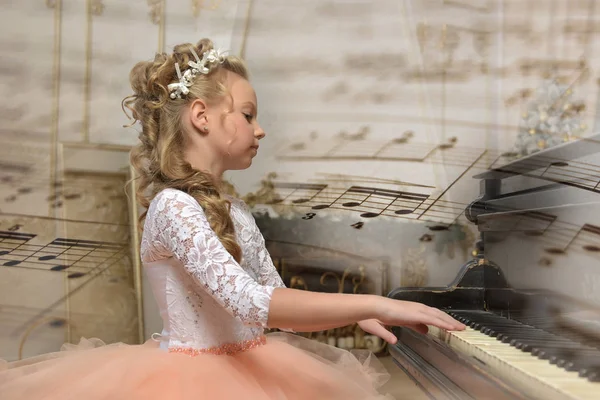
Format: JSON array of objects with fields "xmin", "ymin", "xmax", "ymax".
[{"xmin": 0, "ymin": 38, "xmax": 464, "ymax": 399}]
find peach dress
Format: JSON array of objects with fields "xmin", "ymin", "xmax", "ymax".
[{"xmin": 0, "ymin": 188, "xmax": 393, "ymax": 399}]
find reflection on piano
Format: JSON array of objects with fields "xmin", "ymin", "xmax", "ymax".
[{"xmin": 388, "ymin": 134, "xmax": 600, "ymax": 400}]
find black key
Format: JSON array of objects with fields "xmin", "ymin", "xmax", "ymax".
[
  {"xmin": 582, "ymin": 366, "xmax": 600, "ymax": 382},
  {"xmin": 446, "ymin": 310, "xmax": 600, "ymax": 382}
]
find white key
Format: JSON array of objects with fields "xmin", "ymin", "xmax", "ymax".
[{"xmin": 428, "ymin": 326, "xmax": 600, "ymax": 400}]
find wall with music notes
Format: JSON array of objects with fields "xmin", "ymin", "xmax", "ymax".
[
  {"xmin": 0, "ymin": 199, "xmax": 137, "ymax": 361},
  {"xmin": 226, "ymin": 0, "xmax": 600, "ymax": 297},
  {"xmin": 0, "ymin": 0, "xmax": 243, "ymax": 360}
]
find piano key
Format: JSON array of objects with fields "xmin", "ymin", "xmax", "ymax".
[
  {"xmin": 428, "ymin": 325, "xmax": 600, "ymax": 399},
  {"xmin": 561, "ymin": 355, "xmax": 600, "ymax": 373},
  {"xmin": 448, "ymin": 311, "xmax": 600, "ymax": 377}
]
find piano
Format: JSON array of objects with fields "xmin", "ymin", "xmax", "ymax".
[{"xmin": 388, "ymin": 134, "xmax": 600, "ymax": 400}]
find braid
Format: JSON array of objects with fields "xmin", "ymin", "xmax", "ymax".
[{"xmin": 124, "ymin": 38, "xmax": 248, "ymax": 262}]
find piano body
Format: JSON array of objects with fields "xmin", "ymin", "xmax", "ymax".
[{"xmin": 388, "ymin": 134, "xmax": 600, "ymax": 400}]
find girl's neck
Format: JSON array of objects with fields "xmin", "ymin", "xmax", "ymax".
[{"xmin": 211, "ymin": 173, "xmax": 224, "ymax": 189}]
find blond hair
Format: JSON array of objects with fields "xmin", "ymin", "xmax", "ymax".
[{"xmin": 124, "ymin": 38, "xmax": 248, "ymax": 262}]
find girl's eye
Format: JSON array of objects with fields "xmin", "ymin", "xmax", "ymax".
[{"xmin": 243, "ymin": 113, "xmax": 253, "ymax": 122}]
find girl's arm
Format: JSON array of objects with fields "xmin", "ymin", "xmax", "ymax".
[
  {"xmin": 237, "ymin": 200, "xmax": 465, "ymax": 337},
  {"xmin": 267, "ymin": 287, "xmax": 465, "ymax": 334}
]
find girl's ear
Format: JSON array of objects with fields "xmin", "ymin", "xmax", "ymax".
[{"xmin": 189, "ymin": 99, "xmax": 209, "ymax": 133}]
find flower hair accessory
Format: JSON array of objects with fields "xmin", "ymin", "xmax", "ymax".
[{"xmin": 168, "ymin": 47, "xmax": 228, "ymax": 99}]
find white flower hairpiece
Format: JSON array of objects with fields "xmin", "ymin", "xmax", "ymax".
[{"xmin": 167, "ymin": 47, "xmax": 228, "ymax": 99}]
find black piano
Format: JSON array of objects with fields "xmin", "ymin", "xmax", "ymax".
[{"xmin": 388, "ymin": 134, "xmax": 600, "ymax": 400}]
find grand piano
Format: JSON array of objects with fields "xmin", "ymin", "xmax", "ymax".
[{"xmin": 388, "ymin": 134, "xmax": 600, "ymax": 400}]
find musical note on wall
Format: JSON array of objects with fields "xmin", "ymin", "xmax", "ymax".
[
  {"xmin": 487, "ymin": 147, "xmax": 600, "ymax": 194},
  {"xmin": 0, "ymin": 304, "xmax": 127, "ymax": 338},
  {"xmin": 266, "ymin": 141, "xmax": 600, "ymax": 236},
  {"xmin": 477, "ymin": 208, "xmax": 600, "ymax": 259},
  {"xmin": 312, "ymin": 186, "xmax": 430, "ymax": 218},
  {"xmin": 0, "ymin": 230, "xmax": 37, "ymax": 258},
  {"xmin": 0, "ymin": 229, "xmax": 127, "ymax": 279},
  {"xmin": 262, "ymin": 180, "xmax": 462, "ymax": 227},
  {"xmin": 270, "ymin": 182, "xmax": 329, "ymax": 205},
  {"xmin": 545, "ymin": 224, "xmax": 600, "ymax": 255},
  {"xmin": 0, "ymin": 160, "xmax": 38, "ymax": 205},
  {"xmin": 0, "ymin": 211, "xmax": 134, "ymax": 340},
  {"xmin": 479, "ymin": 211, "xmax": 557, "ymax": 234},
  {"xmin": 0, "ymin": 133, "xmax": 142, "ymax": 353},
  {"xmin": 278, "ymin": 134, "xmax": 484, "ymax": 167},
  {"xmin": 336, "ymin": 126, "xmax": 370, "ymax": 141}
]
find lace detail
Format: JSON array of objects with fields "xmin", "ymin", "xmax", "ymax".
[
  {"xmin": 226, "ymin": 196, "xmax": 286, "ymax": 289},
  {"xmin": 142, "ymin": 189, "xmax": 276, "ymax": 329},
  {"xmin": 257, "ymin": 238, "xmax": 286, "ymax": 288},
  {"xmin": 226, "ymin": 195, "xmax": 295, "ymax": 334}
]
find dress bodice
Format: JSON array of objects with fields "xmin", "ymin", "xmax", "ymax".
[{"xmin": 140, "ymin": 188, "xmax": 288, "ymax": 351}]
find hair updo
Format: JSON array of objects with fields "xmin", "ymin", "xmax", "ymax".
[{"xmin": 124, "ymin": 38, "xmax": 248, "ymax": 263}]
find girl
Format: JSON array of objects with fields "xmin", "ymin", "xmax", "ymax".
[{"xmin": 0, "ymin": 38, "xmax": 464, "ymax": 399}]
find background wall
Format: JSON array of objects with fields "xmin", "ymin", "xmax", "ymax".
[{"xmin": 1, "ymin": 0, "xmax": 599, "ymax": 360}]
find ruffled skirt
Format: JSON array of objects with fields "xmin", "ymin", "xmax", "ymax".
[{"xmin": 0, "ymin": 332, "xmax": 394, "ymax": 399}]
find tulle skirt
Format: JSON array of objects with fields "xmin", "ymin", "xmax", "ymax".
[{"xmin": 0, "ymin": 332, "xmax": 394, "ymax": 399}]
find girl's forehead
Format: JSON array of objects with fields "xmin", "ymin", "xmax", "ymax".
[
  {"xmin": 224, "ymin": 71, "xmax": 256, "ymax": 99},
  {"xmin": 230, "ymin": 83, "xmax": 257, "ymax": 105}
]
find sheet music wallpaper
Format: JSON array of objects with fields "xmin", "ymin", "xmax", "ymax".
[
  {"xmin": 0, "ymin": 135, "xmax": 139, "ymax": 361},
  {"xmin": 1, "ymin": 0, "xmax": 600, "ymax": 358},
  {"xmin": 228, "ymin": 0, "xmax": 600, "ymax": 293}
]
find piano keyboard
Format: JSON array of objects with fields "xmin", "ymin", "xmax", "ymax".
[{"xmin": 428, "ymin": 311, "xmax": 600, "ymax": 400}]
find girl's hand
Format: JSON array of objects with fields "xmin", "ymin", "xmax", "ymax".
[
  {"xmin": 378, "ymin": 298, "xmax": 465, "ymax": 332},
  {"xmin": 359, "ymin": 298, "xmax": 465, "ymax": 345},
  {"xmin": 357, "ymin": 319, "xmax": 398, "ymax": 345}
]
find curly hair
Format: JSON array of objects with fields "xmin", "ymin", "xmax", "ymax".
[{"xmin": 123, "ymin": 38, "xmax": 248, "ymax": 262}]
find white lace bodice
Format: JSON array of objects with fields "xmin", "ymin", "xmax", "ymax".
[{"xmin": 141, "ymin": 188, "xmax": 287, "ymax": 351}]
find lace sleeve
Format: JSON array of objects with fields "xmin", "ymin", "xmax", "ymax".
[
  {"xmin": 235, "ymin": 200, "xmax": 297, "ymax": 333},
  {"xmin": 233, "ymin": 198, "xmax": 286, "ymax": 288},
  {"xmin": 256, "ymin": 234, "xmax": 286, "ymax": 288},
  {"xmin": 255, "ymin": 229, "xmax": 296, "ymax": 333},
  {"xmin": 148, "ymin": 189, "xmax": 276, "ymax": 328}
]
